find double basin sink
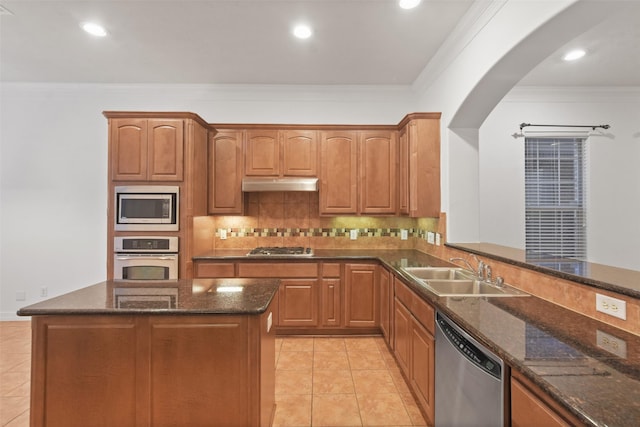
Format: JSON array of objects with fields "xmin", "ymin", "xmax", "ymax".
[{"xmin": 402, "ymin": 267, "xmax": 529, "ymax": 297}]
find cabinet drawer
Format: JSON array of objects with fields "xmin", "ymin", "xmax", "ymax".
[
  {"xmin": 394, "ymin": 278, "xmax": 434, "ymax": 335},
  {"xmin": 322, "ymin": 263, "xmax": 341, "ymax": 278},
  {"xmin": 238, "ymin": 263, "xmax": 318, "ymax": 278},
  {"xmin": 195, "ymin": 262, "xmax": 235, "ymax": 278},
  {"xmin": 412, "ymin": 296, "xmax": 435, "ymax": 335},
  {"xmin": 394, "ymin": 278, "xmax": 414, "ymax": 309}
]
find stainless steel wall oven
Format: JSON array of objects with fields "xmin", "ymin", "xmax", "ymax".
[{"xmin": 113, "ymin": 236, "xmax": 178, "ymax": 280}]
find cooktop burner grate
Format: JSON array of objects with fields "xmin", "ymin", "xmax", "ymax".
[{"xmin": 247, "ymin": 246, "xmax": 313, "ymax": 256}]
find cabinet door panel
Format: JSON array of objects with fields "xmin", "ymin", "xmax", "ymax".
[
  {"xmin": 359, "ymin": 131, "xmax": 397, "ymax": 214},
  {"xmin": 393, "ymin": 299, "xmax": 411, "ymax": 375},
  {"xmin": 111, "ymin": 119, "xmax": 147, "ymax": 181},
  {"xmin": 411, "ymin": 321, "xmax": 435, "ymax": 425},
  {"xmin": 148, "ymin": 119, "xmax": 184, "ymax": 181},
  {"xmin": 379, "ymin": 268, "xmax": 391, "ymax": 345},
  {"xmin": 209, "ymin": 130, "xmax": 244, "ymax": 214},
  {"xmin": 32, "ymin": 317, "xmax": 138, "ymax": 427},
  {"xmin": 511, "ymin": 374, "xmax": 575, "ymax": 427},
  {"xmin": 282, "ymin": 130, "xmax": 318, "ymax": 176},
  {"xmin": 148, "ymin": 317, "xmax": 250, "ymax": 426},
  {"xmin": 399, "ymin": 126, "xmax": 410, "ymax": 214},
  {"xmin": 278, "ymin": 279, "xmax": 319, "ymax": 327},
  {"xmin": 245, "ymin": 130, "xmax": 279, "ymax": 176},
  {"xmin": 321, "ymin": 278, "xmax": 341, "ymax": 327},
  {"xmin": 320, "ymin": 131, "xmax": 358, "ymax": 214},
  {"xmin": 344, "ymin": 264, "xmax": 378, "ymax": 327}
]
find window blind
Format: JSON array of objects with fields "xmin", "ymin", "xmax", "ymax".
[{"xmin": 525, "ymin": 137, "xmax": 586, "ymax": 260}]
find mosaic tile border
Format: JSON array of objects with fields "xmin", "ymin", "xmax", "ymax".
[{"xmin": 216, "ymin": 227, "xmax": 436, "ymax": 239}]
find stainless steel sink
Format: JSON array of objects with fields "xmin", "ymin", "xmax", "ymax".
[
  {"xmin": 403, "ymin": 267, "xmax": 476, "ymax": 281},
  {"xmin": 402, "ymin": 267, "xmax": 529, "ymax": 297},
  {"xmin": 424, "ymin": 279, "xmax": 528, "ymax": 297}
]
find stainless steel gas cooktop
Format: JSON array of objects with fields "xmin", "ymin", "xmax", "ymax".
[{"xmin": 247, "ymin": 247, "xmax": 313, "ymax": 257}]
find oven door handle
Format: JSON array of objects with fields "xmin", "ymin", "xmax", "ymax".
[{"xmin": 115, "ymin": 255, "xmax": 177, "ymax": 261}]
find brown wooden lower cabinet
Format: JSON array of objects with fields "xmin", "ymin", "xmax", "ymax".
[
  {"xmin": 393, "ymin": 278, "xmax": 435, "ymax": 426},
  {"xmin": 379, "ymin": 267, "xmax": 392, "ymax": 347},
  {"xmin": 278, "ymin": 278, "xmax": 319, "ymax": 327},
  {"xmin": 511, "ymin": 370, "xmax": 584, "ymax": 427},
  {"xmin": 321, "ymin": 278, "xmax": 341, "ymax": 327},
  {"xmin": 30, "ymin": 311, "xmax": 275, "ymax": 427},
  {"xmin": 344, "ymin": 263, "xmax": 379, "ymax": 328}
]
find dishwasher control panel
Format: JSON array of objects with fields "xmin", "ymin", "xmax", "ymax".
[{"xmin": 436, "ymin": 314, "xmax": 502, "ymax": 379}]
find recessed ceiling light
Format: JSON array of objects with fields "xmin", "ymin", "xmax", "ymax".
[
  {"xmin": 81, "ymin": 22, "xmax": 107, "ymax": 37},
  {"xmin": 292, "ymin": 24, "xmax": 312, "ymax": 39},
  {"xmin": 399, "ymin": 0, "xmax": 421, "ymax": 9},
  {"xmin": 563, "ymin": 49, "xmax": 586, "ymax": 61}
]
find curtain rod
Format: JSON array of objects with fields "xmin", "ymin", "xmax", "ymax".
[{"xmin": 519, "ymin": 123, "xmax": 610, "ymax": 131}]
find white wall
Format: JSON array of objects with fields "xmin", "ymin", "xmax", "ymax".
[
  {"xmin": 0, "ymin": 83, "xmax": 414, "ymax": 319},
  {"xmin": 479, "ymin": 87, "xmax": 640, "ymax": 271}
]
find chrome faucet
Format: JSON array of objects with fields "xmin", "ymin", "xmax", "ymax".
[{"xmin": 449, "ymin": 255, "xmax": 487, "ymax": 281}]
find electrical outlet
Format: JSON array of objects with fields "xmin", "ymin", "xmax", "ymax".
[
  {"xmin": 219, "ymin": 229, "xmax": 227, "ymax": 240},
  {"xmin": 40, "ymin": 287, "xmax": 48, "ymax": 298},
  {"xmin": 16, "ymin": 291, "xmax": 26, "ymax": 301},
  {"xmin": 349, "ymin": 229, "xmax": 358, "ymax": 240},
  {"xmin": 596, "ymin": 293, "xmax": 627, "ymax": 320},
  {"xmin": 596, "ymin": 329, "xmax": 627, "ymax": 358},
  {"xmin": 435, "ymin": 233, "xmax": 441, "ymax": 246},
  {"xmin": 400, "ymin": 229, "xmax": 408, "ymax": 240},
  {"xmin": 427, "ymin": 232, "xmax": 435, "ymax": 244}
]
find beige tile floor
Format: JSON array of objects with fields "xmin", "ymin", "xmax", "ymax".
[{"xmin": 0, "ymin": 322, "xmax": 427, "ymax": 427}]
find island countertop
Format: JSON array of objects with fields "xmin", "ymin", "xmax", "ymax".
[{"xmin": 17, "ymin": 278, "xmax": 280, "ymax": 316}]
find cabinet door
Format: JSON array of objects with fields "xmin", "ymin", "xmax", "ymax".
[
  {"xmin": 359, "ymin": 131, "xmax": 397, "ymax": 214},
  {"xmin": 411, "ymin": 320, "xmax": 435, "ymax": 425},
  {"xmin": 344, "ymin": 264, "xmax": 378, "ymax": 328},
  {"xmin": 111, "ymin": 118, "xmax": 148, "ymax": 181},
  {"xmin": 278, "ymin": 279, "xmax": 319, "ymax": 327},
  {"xmin": 511, "ymin": 373, "xmax": 576, "ymax": 427},
  {"xmin": 147, "ymin": 119, "xmax": 184, "ymax": 181},
  {"xmin": 30, "ymin": 316, "xmax": 138, "ymax": 427},
  {"xmin": 408, "ymin": 118, "xmax": 440, "ymax": 218},
  {"xmin": 148, "ymin": 316, "xmax": 252, "ymax": 426},
  {"xmin": 319, "ymin": 131, "xmax": 358, "ymax": 214},
  {"xmin": 209, "ymin": 130, "xmax": 244, "ymax": 214},
  {"xmin": 245, "ymin": 130, "xmax": 279, "ymax": 176},
  {"xmin": 282, "ymin": 130, "xmax": 318, "ymax": 176},
  {"xmin": 321, "ymin": 278, "xmax": 341, "ymax": 327},
  {"xmin": 393, "ymin": 298, "xmax": 411, "ymax": 375},
  {"xmin": 398, "ymin": 125, "xmax": 410, "ymax": 215},
  {"xmin": 379, "ymin": 267, "xmax": 391, "ymax": 345}
]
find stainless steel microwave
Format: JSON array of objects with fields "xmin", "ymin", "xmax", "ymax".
[{"xmin": 115, "ymin": 185, "xmax": 179, "ymax": 231}]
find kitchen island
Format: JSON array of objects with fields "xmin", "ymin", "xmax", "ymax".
[{"xmin": 17, "ymin": 278, "xmax": 279, "ymax": 427}]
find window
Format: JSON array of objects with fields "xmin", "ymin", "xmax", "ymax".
[{"xmin": 525, "ymin": 137, "xmax": 586, "ymax": 261}]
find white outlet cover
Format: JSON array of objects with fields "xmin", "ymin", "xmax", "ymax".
[
  {"xmin": 427, "ymin": 232, "xmax": 435, "ymax": 244},
  {"xmin": 596, "ymin": 329, "xmax": 627, "ymax": 358},
  {"xmin": 350, "ymin": 229, "xmax": 358, "ymax": 240},
  {"xmin": 435, "ymin": 233, "xmax": 441, "ymax": 246},
  {"xmin": 400, "ymin": 229, "xmax": 408, "ymax": 240},
  {"xmin": 595, "ymin": 293, "xmax": 627, "ymax": 320},
  {"xmin": 219, "ymin": 229, "xmax": 227, "ymax": 240}
]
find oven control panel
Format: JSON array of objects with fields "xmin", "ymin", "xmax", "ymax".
[{"xmin": 114, "ymin": 236, "xmax": 178, "ymax": 253}]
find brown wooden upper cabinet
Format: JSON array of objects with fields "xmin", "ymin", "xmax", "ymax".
[
  {"xmin": 319, "ymin": 129, "xmax": 397, "ymax": 215},
  {"xmin": 319, "ymin": 131, "xmax": 359, "ymax": 215},
  {"xmin": 245, "ymin": 129, "xmax": 318, "ymax": 177},
  {"xmin": 359, "ymin": 131, "xmax": 397, "ymax": 215},
  {"xmin": 110, "ymin": 118, "xmax": 184, "ymax": 181},
  {"xmin": 209, "ymin": 130, "xmax": 244, "ymax": 214},
  {"xmin": 398, "ymin": 116, "xmax": 441, "ymax": 217}
]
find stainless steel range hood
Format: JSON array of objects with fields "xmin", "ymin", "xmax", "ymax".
[{"xmin": 241, "ymin": 177, "xmax": 318, "ymax": 192}]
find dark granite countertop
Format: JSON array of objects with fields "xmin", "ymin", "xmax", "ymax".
[
  {"xmin": 195, "ymin": 249, "xmax": 640, "ymax": 426},
  {"xmin": 17, "ymin": 278, "xmax": 279, "ymax": 316},
  {"xmin": 447, "ymin": 242, "xmax": 640, "ymax": 299}
]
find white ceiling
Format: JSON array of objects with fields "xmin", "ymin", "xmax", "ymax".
[{"xmin": 1, "ymin": 1, "xmax": 639, "ymax": 87}]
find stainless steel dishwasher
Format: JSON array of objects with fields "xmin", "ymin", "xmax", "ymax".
[{"xmin": 435, "ymin": 311, "xmax": 504, "ymax": 427}]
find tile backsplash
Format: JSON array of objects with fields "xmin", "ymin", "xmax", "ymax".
[{"xmin": 192, "ymin": 192, "xmax": 442, "ymax": 253}]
